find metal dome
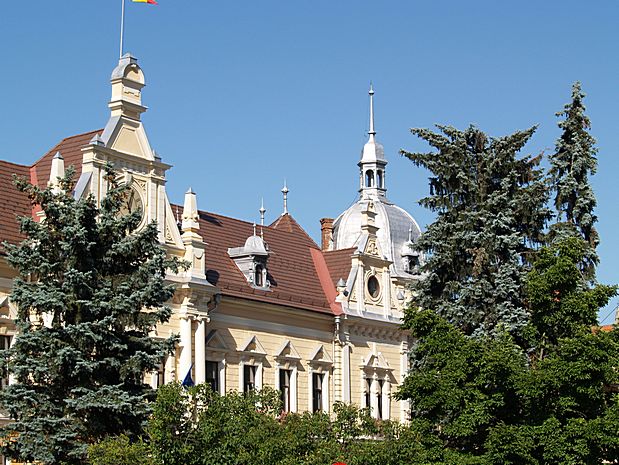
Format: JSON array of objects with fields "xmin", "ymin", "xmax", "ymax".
[
  {"xmin": 332, "ymin": 198, "xmax": 422, "ymax": 277},
  {"xmin": 243, "ymin": 235, "xmax": 268, "ymax": 256}
]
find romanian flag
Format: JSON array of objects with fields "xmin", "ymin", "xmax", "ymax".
[{"xmin": 132, "ymin": 0, "xmax": 158, "ymax": 4}]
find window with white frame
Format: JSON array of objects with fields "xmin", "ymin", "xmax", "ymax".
[
  {"xmin": 0, "ymin": 335, "xmax": 11, "ymax": 390},
  {"xmin": 312, "ymin": 372, "xmax": 324, "ymax": 413},
  {"xmin": 361, "ymin": 349, "xmax": 393, "ymax": 420},
  {"xmin": 206, "ymin": 360, "xmax": 219, "ymax": 393},
  {"xmin": 243, "ymin": 364, "xmax": 257, "ymax": 393},
  {"xmin": 155, "ymin": 357, "xmax": 166, "ymax": 388},
  {"xmin": 279, "ymin": 369, "xmax": 292, "ymax": 412},
  {"xmin": 206, "ymin": 330, "xmax": 228, "ymax": 395},
  {"xmin": 307, "ymin": 345, "xmax": 332, "ymax": 413},
  {"xmin": 275, "ymin": 340, "xmax": 301, "ymax": 413}
]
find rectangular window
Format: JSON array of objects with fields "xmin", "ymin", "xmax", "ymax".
[
  {"xmin": 243, "ymin": 365, "xmax": 257, "ymax": 393},
  {"xmin": 279, "ymin": 369, "xmax": 292, "ymax": 412},
  {"xmin": 0, "ymin": 336, "xmax": 11, "ymax": 390},
  {"xmin": 312, "ymin": 373, "xmax": 324, "ymax": 412},
  {"xmin": 377, "ymin": 379, "xmax": 384, "ymax": 419},
  {"xmin": 206, "ymin": 361, "xmax": 219, "ymax": 393},
  {"xmin": 364, "ymin": 377, "xmax": 371, "ymax": 410}
]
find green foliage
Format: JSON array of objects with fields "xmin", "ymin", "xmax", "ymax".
[
  {"xmin": 0, "ymin": 167, "xmax": 182, "ymax": 464},
  {"xmin": 549, "ymin": 82, "xmax": 599, "ymax": 280},
  {"xmin": 88, "ymin": 435, "xmax": 154, "ymax": 465},
  {"xmin": 90, "ymin": 383, "xmax": 449, "ymax": 465},
  {"xmin": 398, "ymin": 238, "xmax": 619, "ymax": 463},
  {"xmin": 402, "ymin": 125, "xmax": 549, "ymax": 336}
]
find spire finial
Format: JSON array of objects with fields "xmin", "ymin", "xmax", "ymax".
[
  {"xmin": 281, "ymin": 180, "xmax": 289, "ymax": 215},
  {"xmin": 259, "ymin": 198, "xmax": 266, "ymax": 226},
  {"xmin": 408, "ymin": 226, "xmax": 413, "ymax": 242},
  {"xmin": 253, "ymin": 222, "xmax": 257, "ymax": 236},
  {"xmin": 368, "ymin": 82, "xmax": 376, "ymax": 138}
]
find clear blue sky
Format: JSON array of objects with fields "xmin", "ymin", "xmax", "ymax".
[{"xmin": 0, "ymin": 1, "xmax": 617, "ymax": 322}]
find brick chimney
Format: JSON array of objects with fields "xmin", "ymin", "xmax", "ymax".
[{"xmin": 320, "ymin": 218, "xmax": 334, "ymax": 251}]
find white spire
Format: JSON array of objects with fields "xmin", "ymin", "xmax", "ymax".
[
  {"xmin": 281, "ymin": 181, "xmax": 289, "ymax": 215},
  {"xmin": 368, "ymin": 82, "xmax": 376, "ymax": 139},
  {"xmin": 48, "ymin": 151, "xmax": 65, "ymax": 194},
  {"xmin": 359, "ymin": 84, "xmax": 387, "ymax": 199},
  {"xmin": 259, "ymin": 198, "xmax": 266, "ymax": 226},
  {"xmin": 181, "ymin": 187, "xmax": 199, "ymax": 232}
]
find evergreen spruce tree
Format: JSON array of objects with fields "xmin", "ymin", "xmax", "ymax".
[
  {"xmin": 402, "ymin": 125, "xmax": 549, "ymax": 336},
  {"xmin": 549, "ymin": 82, "xmax": 599, "ymax": 280},
  {"xmin": 0, "ymin": 168, "xmax": 181, "ymax": 464}
]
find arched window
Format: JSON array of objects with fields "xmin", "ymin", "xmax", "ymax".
[
  {"xmin": 255, "ymin": 265, "xmax": 264, "ymax": 287},
  {"xmin": 365, "ymin": 170, "xmax": 374, "ymax": 188},
  {"xmin": 377, "ymin": 170, "xmax": 383, "ymax": 188}
]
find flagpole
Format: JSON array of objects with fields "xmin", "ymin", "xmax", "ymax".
[{"xmin": 119, "ymin": 0, "xmax": 126, "ymax": 59}]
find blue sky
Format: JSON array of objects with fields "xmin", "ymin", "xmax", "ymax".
[{"xmin": 0, "ymin": 1, "xmax": 617, "ymax": 322}]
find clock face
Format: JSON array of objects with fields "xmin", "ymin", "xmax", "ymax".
[{"xmin": 119, "ymin": 186, "xmax": 145, "ymax": 221}]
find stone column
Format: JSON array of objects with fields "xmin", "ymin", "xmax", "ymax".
[
  {"xmin": 194, "ymin": 317, "xmax": 207, "ymax": 384},
  {"xmin": 383, "ymin": 377, "xmax": 391, "ymax": 420},
  {"xmin": 179, "ymin": 314, "xmax": 193, "ymax": 380},
  {"xmin": 370, "ymin": 373, "xmax": 379, "ymax": 419},
  {"xmin": 342, "ymin": 344, "xmax": 351, "ymax": 403}
]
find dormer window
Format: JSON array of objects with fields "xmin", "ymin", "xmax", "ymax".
[
  {"xmin": 228, "ymin": 230, "xmax": 271, "ymax": 290},
  {"xmin": 254, "ymin": 264, "xmax": 264, "ymax": 287}
]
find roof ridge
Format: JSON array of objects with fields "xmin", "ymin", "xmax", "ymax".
[
  {"xmin": 0, "ymin": 160, "xmax": 30, "ymax": 170},
  {"xmin": 270, "ymin": 213, "xmax": 318, "ymax": 248},
  {"xmin": 30, "ymin": 129, "xmax": 103, "ymax": 167},
  {"xmin": 171, "ymin": 204, "xmax": 277, "ymax": 230}
]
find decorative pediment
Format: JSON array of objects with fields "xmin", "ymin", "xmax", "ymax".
[
  {"xmin": 238, "ymin": 335, "xmax": 266, "ymax": 356},
  {"xmin": 308, "ymin": 344, "xmax": 333, "ymax": 366},
  {"xmin": 361, "ymin": 349, "xmax": 392, "ymax": 372},
  {"xmin": 206, "ymin": 330, "xmax": 228, "ymax": 352},
  {"xmin": 275, "ymin": 340, "xmax": 301, "ymax": 361},
  {"xmin": 100, "ymin": 116, "xmax": 156, "ymax": 161},
  {"xmin": 112, "ymin": 126, "xmax": 143, "ymax": 156},
  {"xmin": 0, "ymin": 295, "xmax": 16, "ymax": 321}
]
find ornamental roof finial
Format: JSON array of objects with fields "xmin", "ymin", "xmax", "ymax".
[
  {"xmin": 259, "ymin": 198, "xmax": 266, "ymax": 226},
  {"xmin": 281, "ymin": 180, "xmax": 289, "ymax": 215},
  {"xmin": 368, "ymin": 82, "xmax": 376, "ymax": 139}
]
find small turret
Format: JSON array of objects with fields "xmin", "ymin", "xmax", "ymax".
[
  {"xmin": 181, "ymin": 188, "xmax": 206, "ymax": 279},
  {"xmin": 109, "ymin": 53, "xmax": 147, "ymax": 121},
  {"xmin": 182, "ymin": 188, "xmax": 200, "ymax": 233},
  {"xmin": 358, "ymin": 84, "xmax": 387, "ymax": 199},
  {"xmin": 48, "ymin": 152, "xmax": 65, "ymax": 194}
]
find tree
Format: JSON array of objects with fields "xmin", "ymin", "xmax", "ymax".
[
  {"xmin": 398, "ymin": 238, "xmax": 619, "ymax": 463},
  {"xmin": 548, "ymin": 82, "xmax": 599, "ymax": 280},
  {"xmin": 92, "ymin": 383, "xmax": 447, "ymax": 465},
  {"xmin": 0, "ymin": 167, "xmax": 181, "ymax": 464},
  {"xmin": 401, "ymin": 125, "xmax": 549, "ymax": 336}
]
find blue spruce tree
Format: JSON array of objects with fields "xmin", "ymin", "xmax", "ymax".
[{"xmin": 0, "ymin": 168, "xmax": 182, "ymax": 464}]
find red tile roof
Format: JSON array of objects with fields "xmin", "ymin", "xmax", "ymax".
[
  {"xmin": 0, "ymin": 130, "xmax": 103, "ymax": 252},
  {"xmin": 323, "ymin": 248, "xmax": 355, "ymax": 287},
  {"xmin": 0, "ymin": 160, "xmax": 31, "ymax": 249},
  {"xmin": 30, "ymin": 130, "xmax": 102, "ymax": 189},
  {"xmin": 198, "ymin": 210, "xmax": 340, "ymax": 315},
  {"xmin": 1, "ymin": 130, "xmax": 356, "ymax": 317}
]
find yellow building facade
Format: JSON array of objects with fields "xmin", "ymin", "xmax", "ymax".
[{"xmin": 0, "ymin": 55, "xmax": 423, "ymax": 439}]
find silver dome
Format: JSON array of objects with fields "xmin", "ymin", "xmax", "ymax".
[{"xmin": 332, "ymin": 199, "xmax": 421, "ymax": 277}]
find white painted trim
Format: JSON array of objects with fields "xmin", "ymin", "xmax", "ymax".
[
  {"xmin": 219, "ymin": 360, "xmax": 226, "ymax": 394},
  {"xmin": 212, "ymin": 313, "xmax": 332, "ymax": 342}
]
